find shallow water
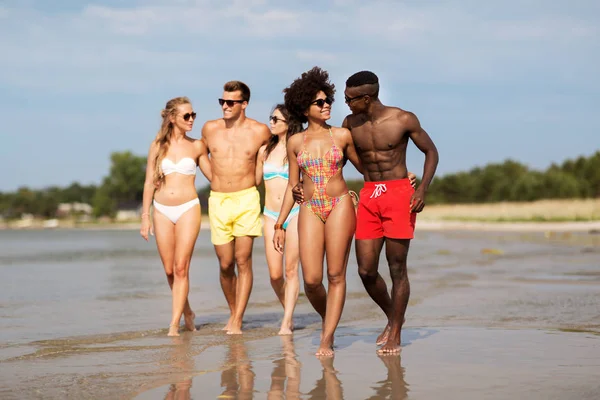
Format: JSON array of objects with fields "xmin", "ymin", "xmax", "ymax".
[{"xmin": 1, "ymin": 228, "xmax": 599, "ymax": 399}]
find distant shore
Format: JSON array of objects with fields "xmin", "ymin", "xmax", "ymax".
[
  {"xmin": 2, "ymin": 198, "xmax": 599, "ymax": 232},
  {"xmin": 2, "ymin": 218, "xmax": 599, "ymax": 233}
]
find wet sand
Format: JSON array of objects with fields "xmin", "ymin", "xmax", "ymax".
[{"xmin": 1, "ymin": 228, "xmax": 599, "ymax": 399}]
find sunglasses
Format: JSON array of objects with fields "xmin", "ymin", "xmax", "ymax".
[
  {"xmin": 269, "ymin": 115, "xmax": 287, "ymax": 124},
  {"xmin": 182, "ymin": 112, "xmax": 197, "ymax": 121},
  {"xmin": 344, "ymin": 94, "xmax": 367, "ymax": 104},
  {"xmin": 310, "ymin": 97, "xmax": 333, "ymax": 108},
  {"xmin": 218, "ymin": 99, "xmax": 245, "ymax": 107}
]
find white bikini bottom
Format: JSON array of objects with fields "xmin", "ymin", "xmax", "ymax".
[{"xmin": 153, "ymin": 198, "xmax": 199, "ymax": 224}]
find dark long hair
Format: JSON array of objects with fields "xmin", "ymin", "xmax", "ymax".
[{"xmin": 264, "ymin": 104, "xmax": 303, "ymax": 163}]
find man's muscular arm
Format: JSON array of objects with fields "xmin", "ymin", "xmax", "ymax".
[
  {"xmin": 197, "ymin": 138, "xmax": 212, "ymax": 182},
  {"xmin": 255, "ymin": 145, "xmax": 266, "ymax": 186},
  {"xmin": 257, "ymin": 122, "xmax": 271, "ymax": 147},
  {"xmin": 198, "ymin": 123, "xmax": 213, "ymax": 181},
  {"xmin": 340, "ymin": 118, "xmax": 364, "ymax": 174},
  {"xmin": 405, "ymin": 112, "xmax": 439, "ymax": 212}
]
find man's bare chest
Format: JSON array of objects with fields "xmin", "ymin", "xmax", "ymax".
[
  {"xmin": 208, "ymin": 134, "xmax": 258, "ymax": 158},
  {"xmin": 351, "ymin": 123, "xmax": 407, "ymax": 152}
]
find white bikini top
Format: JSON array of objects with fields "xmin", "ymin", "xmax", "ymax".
[{"xmin": 161, "ymin": 157, "xmax": 197, "ymax": 176}]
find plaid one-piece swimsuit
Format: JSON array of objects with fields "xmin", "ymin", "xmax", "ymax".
[{"xmin": 296, "ymin": 129, "xmax": 349, "ymax": 223}]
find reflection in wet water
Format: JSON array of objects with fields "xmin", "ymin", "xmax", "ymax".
[
  {"xmin": 163, "ymin": 335, "xmax": 194, "ymax": 400},
  {"xmin": 367, "ymin": 356, "xmax": 409, "ymax": 400},
  {"xmin": 219, "ymin": 339, "xmax": 255, "ymax": 399},
  {"xmin": 268, "ymin": 336, "xmax": 301, "ymax": 399},
  {"xmin": 307, "ymin": 356, "xmax": 344, "ymax": 399}
]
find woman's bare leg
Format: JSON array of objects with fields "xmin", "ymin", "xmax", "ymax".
[
  {"xmin": 169, "ymin": 205, "xmax": 201, "ymax": 336},
  {"xmin": 280, "ymin": 216, "xmax": 300, "ymax": 335},
  {"xmin": 298, "ymin": 209, "xmax": 326, "ymax": 345},
  {"xmin": 263, "ymin": 217, "xmax": 286, "ymax": 308},
  {"xmin": 154, "ymin": 210, "xmax": 192, "ymax": 335},
  {"xmin": 319, "ymin": 197, "xmax": 355, "ymax": 356}
]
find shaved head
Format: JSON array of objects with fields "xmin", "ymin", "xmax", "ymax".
[{"xmin": 346, "ymin": 71, "xmax": 379, "ymax": 98}]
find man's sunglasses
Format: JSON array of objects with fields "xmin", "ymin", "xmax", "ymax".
[
  {"xmin": 344, "ymin": 94, "xmax": 367, "ymax": 104},
  {"xmin": 310, "ymin": 97, "xmax": 333, "ymax": 107},
  {"xmin": 269, "ymin": 115, "xmax": 287, "ymax": 123},
  {"xmin": 218, "ymin": 99, "xmax": 245, "ymax": 107},
  {"xmin": 182, "ymin": 112, "xmax": 197, "ymax": 121}
]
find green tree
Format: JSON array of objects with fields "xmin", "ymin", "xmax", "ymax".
[
  {"xmin": 92, "ymin": 183, "xmax": 116, "ymax": 218},
  {"xmin": 103, "ymin": 151, "xmax": 147, "ymax": 206}
]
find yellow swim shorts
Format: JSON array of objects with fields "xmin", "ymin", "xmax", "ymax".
[{"xmin": 208, "ymin": 186, "xmax": 263, "ymax": 245}]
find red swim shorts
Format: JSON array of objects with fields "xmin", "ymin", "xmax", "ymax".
[{"xmin": 355, "ymin": 179, "xmax": 417, "ymax": 240}]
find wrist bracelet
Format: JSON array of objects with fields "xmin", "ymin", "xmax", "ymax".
[{"xmin": 274, "ymin": 223, "xmax": 285, "ymax": 231}]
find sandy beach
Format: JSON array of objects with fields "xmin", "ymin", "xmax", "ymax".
[{"xmin": 1, "ymin": 227, "xmax": 599, "ymax": 399}]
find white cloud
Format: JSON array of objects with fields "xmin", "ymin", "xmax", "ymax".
[{"xmin": 0, "ymin": 0, "xmax": 597, "ymax": 93}]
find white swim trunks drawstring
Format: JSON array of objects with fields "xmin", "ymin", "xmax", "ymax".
[{"xmin": 370, "ymin": 183, "xmax": 387, "ymax": 199}]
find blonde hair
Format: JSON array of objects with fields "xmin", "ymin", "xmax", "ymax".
[{"xmin": 153, "ymin": 97, "xmax": 191, "ymax": 188}]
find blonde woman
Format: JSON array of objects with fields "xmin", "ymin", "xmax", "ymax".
[
  {"xmin": 140, "ymin": 97, "xmax": 211, "ymax": 336},
  {"xmin": 255, "ymin": 104, "xmax": 303, "ymax": 335}
]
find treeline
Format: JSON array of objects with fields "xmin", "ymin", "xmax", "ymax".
[
  {"xmin": 424, "ymin": 151, "xmax": 600, "ymax": 204},
  {"xmin": 1, "ymin": 151, "xmax": 598, "ymax": 219}
]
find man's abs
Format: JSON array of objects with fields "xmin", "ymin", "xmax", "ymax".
[{"xmin": 211, "ymin": 163, "xmax": 257, "ymax": 193}]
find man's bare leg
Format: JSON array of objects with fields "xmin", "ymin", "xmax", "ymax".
[
  {"xmin": 356, "ymin": 238, "xmax": 393, "ymax": 345},
  {"xmin": 227, "ymin": 236, "xmax": 255, "ymax": 334},
  {"xmin": 378, "ymin": 238, "xmax": 411, "ymax": 354},
  {"xmin": 215, "ymin": 241, "xmax": 237, "ymax": 331}
]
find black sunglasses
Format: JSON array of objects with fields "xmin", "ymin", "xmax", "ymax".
[
  {"xmin": 310, "ymin": 97, "xmax": 333, "ymax": 107},
  {"xmin": 344, "ymin": 94, "xmax": 367, "ymax": 104},
  {"xmin": 269, "ymin": 115, "xmax": 287, "ymax": 123},
  {"xmin": 182, "ymin": 112, "xmax": 197, "ymax": 121},
  {"xmin": 218, "ymin": 98, "xmax": 245, "ymax": 107}
]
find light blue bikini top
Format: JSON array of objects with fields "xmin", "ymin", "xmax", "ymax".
[{"xmin": 263, "ymin": 162, "xmax": 289, "ymax": 180}]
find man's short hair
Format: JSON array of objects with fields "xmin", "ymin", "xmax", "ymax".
[
  {"xmin": 223, "ymin": 80, "xmax": 251, "ymax": 102},
  {"xmin": 346, "ymin": 71, "xmax": 379, "ymax": 88}
]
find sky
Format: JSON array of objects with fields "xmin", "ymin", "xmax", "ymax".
[{"xmin": 0, "ymin": 0, "xmax": 598, "ymax": 191}]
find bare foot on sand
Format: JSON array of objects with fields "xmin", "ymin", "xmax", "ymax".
[
  {"xmin": 376, "ymin": 324, "xmax": 391, "ymax": 346},
  {"xmin": 226, "ymin": 319, "xmax": 243, "ymax": 335},
  {"xmin": 184, "ymin": 312, "xmax": 196, "ymax": 332},
  {"xmin": 377, "ymin": 337, "xmax": 401, "ymax": 355},
  {"xmin": 222, "ymin": 316, "xmax": 233, "ymax": 331},
  {"xmin": 278, "ymin": 320, "xmax": 294, "ymax": 335},
  {"xmin": 316, "ymin": 341, "xmax": 334, "ymax": 357},
  {"xmin": 168, "ymin": 324, "xmax": 180, "ymax": 337},
  {"xmin": 316, "ymin": 335, "xmax": 334, "ymax": 357},
  {"xmin": 376, "ymin": 318, "xmax": 405, "ymax": 346}
]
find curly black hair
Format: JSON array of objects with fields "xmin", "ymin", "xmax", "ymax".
[{"xmin": 283, "ymin": 66, "xmax": 335, "ymax": 124}]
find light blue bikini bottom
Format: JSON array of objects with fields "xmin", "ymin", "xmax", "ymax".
[{"xmin": 264, "ymin": 205, "xmax": 300, "ymax": 230}]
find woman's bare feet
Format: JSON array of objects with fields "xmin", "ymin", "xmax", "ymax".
[
  {"xmin": 184, "ymin": 311, "xmax": 196, "ymax": 332},
  {"xmin": 222, "ymin": 316, "xmax": 233, "ymax": 331},
  {"xmin": 168, "ymin": 324, "xmax": 180, "ymax": 337},
  {"xmin": 316, "ymin": 341, "xmax": 334, "ymax": 357},
  {"xmin": 316, "ymin": 334, "xmax": 334, "ymax": 357},
  {"xmin": 278, "ymin": 320, "xmax": 294, "ymax": 335},
  {"xmin": 226, "ymin": 318, "xmax": 243, "ymax": 335}
]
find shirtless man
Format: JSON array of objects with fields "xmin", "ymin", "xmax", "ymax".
[
  {"xmin": 293, "ymin": 71, "xmax": 439, "ymax": 353},
  {"xmin": 200, "ymin": 81, "xmax": 271, "ymax": 334}
]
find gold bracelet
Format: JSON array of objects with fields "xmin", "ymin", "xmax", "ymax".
[{"xmin": 274, "ymin": 223, "xmax": 285, "ymax": 232}]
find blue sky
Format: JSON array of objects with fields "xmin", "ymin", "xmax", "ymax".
[{"xmin": 0, "ymin": 0, "xmax": 598, "ymax": 191}]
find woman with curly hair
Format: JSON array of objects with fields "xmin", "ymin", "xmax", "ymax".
[
  {"xmin": 255, "ymin": 104, "xmax": 303, "ymax": 335},
  {"xmin": 273, "ymin": 67, "xmax": 363, "ymax": 356},
  {"xmin": 140, "ymin": 97, "xmax": 211, "ymax": 336}
]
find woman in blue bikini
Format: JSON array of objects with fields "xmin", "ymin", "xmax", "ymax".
[{"xmin": 256, "ymin": 104, "xmax": 303, "ymax": 335}]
